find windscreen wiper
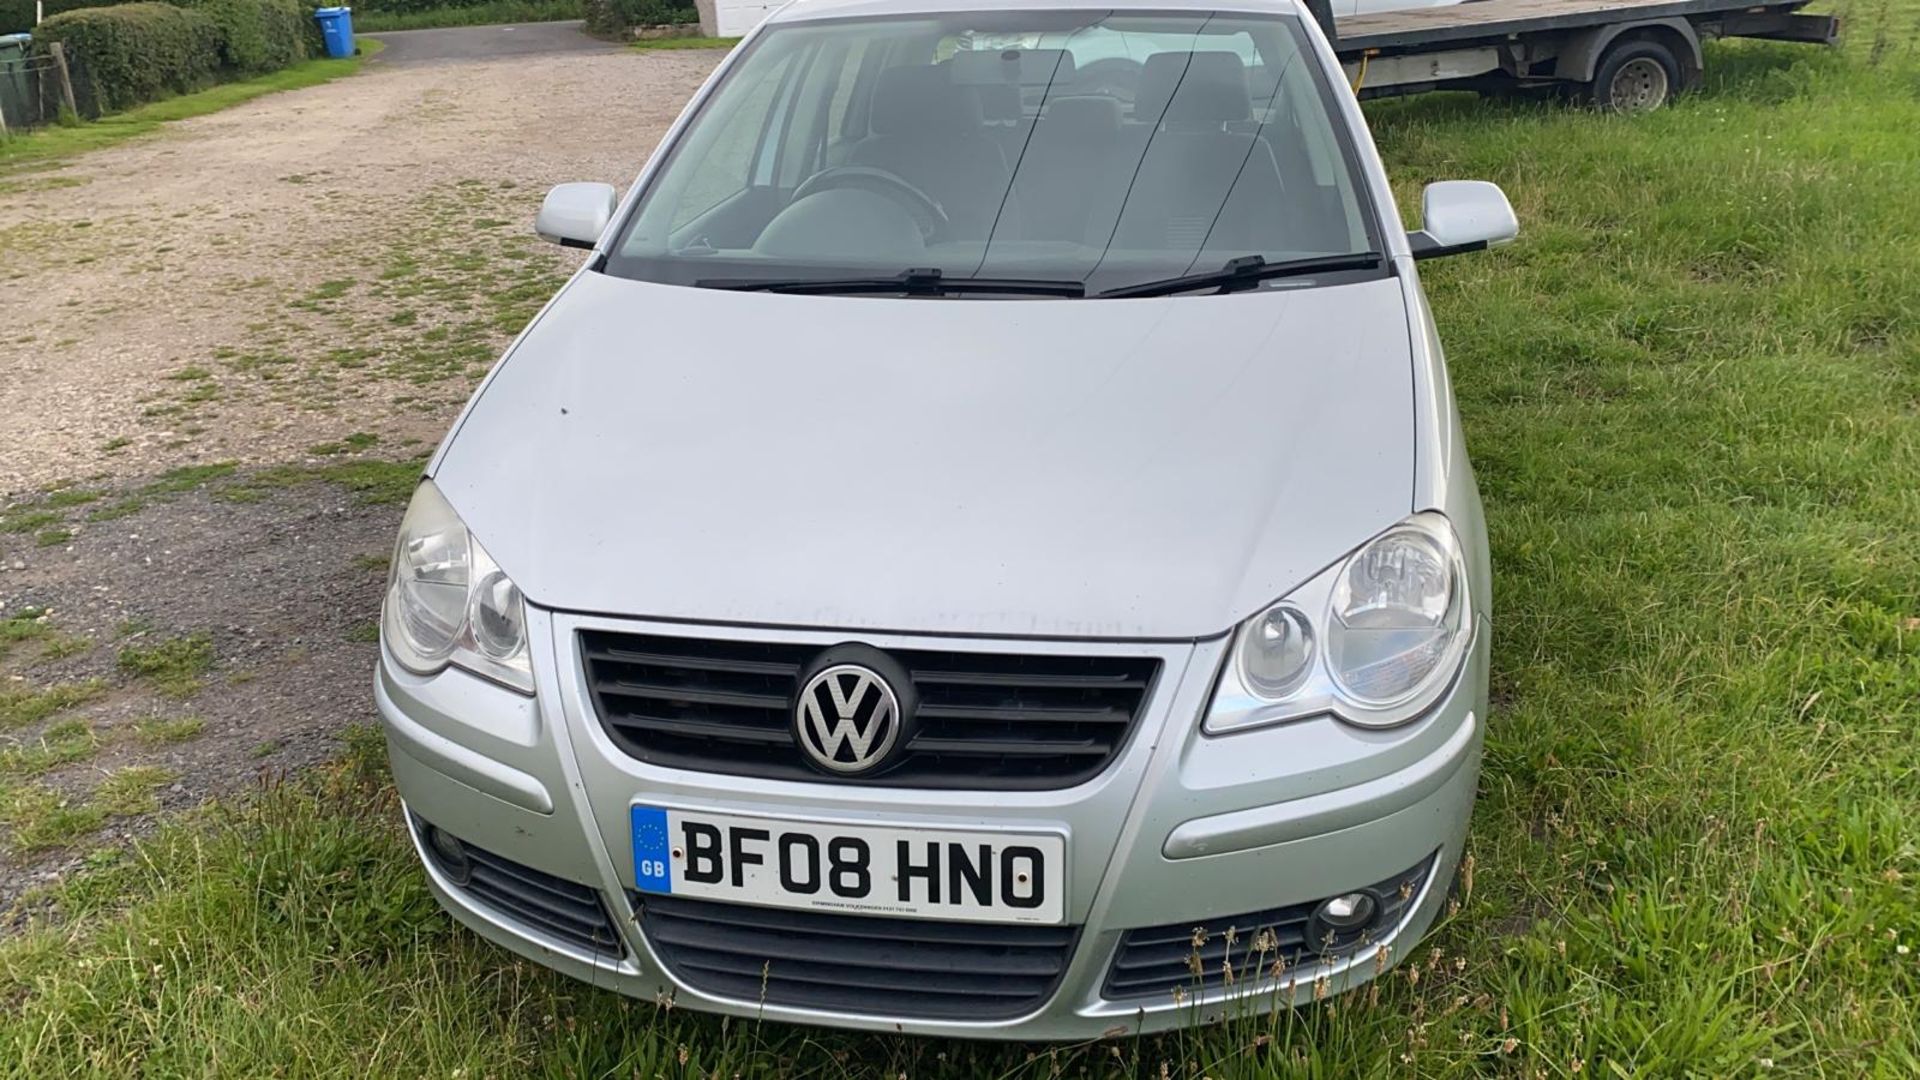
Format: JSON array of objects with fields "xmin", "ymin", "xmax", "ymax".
[
  {"xmin": 695, "ymin": 267, "xmax": 1085, "ymax": 298},
  {"xmin": 1097, "ymin": 252, "xmax": 1384, "ymax": 299}
]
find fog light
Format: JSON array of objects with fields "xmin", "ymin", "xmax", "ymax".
[
  {"xmin": 1317, "ymin": 891, "xmax": 1376, "ymax": 930},
  {"xmin": 1306, "ymin": 890, "xmax": 1379, "ymax": 953},
  {"xmin": 426, "ymin": 824, "xmax": 473, "ymax": 886}
]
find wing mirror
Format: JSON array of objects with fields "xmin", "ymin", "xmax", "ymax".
[
  {"xmin": 535, "ymin": 182, "xmax": 618, "ymax": 250},
  {"xmin": 1409, "ymin": 181, "xmax": 1518, "ymax": 260}
]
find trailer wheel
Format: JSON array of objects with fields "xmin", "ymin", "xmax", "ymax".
[{"xmin": 1589, "ymin": 38, "xmax": 1682, "ymax": 112}]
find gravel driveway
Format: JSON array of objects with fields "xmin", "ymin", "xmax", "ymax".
[
  {"xmin": 0, "ymin": 36, "xmax": 721, "ymax": 917},
  {"xmin": 0, "ymin": 33, "xmax": 720, "ymax": 496}
]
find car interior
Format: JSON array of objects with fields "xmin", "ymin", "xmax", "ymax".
[{"xmin": 613, "ymin": 17, "xmax": 1374, "ymax": 286}]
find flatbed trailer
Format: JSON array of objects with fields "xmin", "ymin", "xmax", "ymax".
[{"xmin": 1309, "ymin": 0, "xmax": 1838, "ymax": 109}]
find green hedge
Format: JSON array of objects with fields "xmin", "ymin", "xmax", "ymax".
[
  {"xmin": 23, "ymin": 0, "xmax": 318, "ymax": 116},
  {"xmin": 345, "ymin": 0, "xmax": 593, "ymax": 12},
  {"xmin": 0, "ymin": 0, "xmax": 126, "ymax": 36},
  {"xmin": 175, "ymin": 0, "xmax": 315, "ymax": 73},
  {"xmin": 580, "ymin": 0, "xmax": 616, "ymax": 35},
  {"xmin": 624, "ymin": 0, "xmax": 696, "ymax": 22},
  {"xmin": 30, "ymin": 3, "xmax": 222, "ymax": 113},
  {"xmin": 353, "ymin": 0, "xmax": 579, "ymax": 31},
  {"xmin": 582, "ymin": 0, "xmax": 694, "ymax": 36},
  {"xmin": 341, "ymin": 0, "xmax": 462, "ymax": 12}
]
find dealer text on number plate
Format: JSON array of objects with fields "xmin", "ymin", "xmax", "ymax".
[{"xmin": 631, "ymin": 805, "xmax": 1066, "ymax": 924}]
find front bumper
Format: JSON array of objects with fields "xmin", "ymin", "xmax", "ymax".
[{"xmin": 378, "ymin": 610, "xmax": 1487, "ymax": 1040}]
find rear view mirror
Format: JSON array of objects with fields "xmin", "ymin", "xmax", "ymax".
[
  {"xmin": 536, "ymin": 182, "xmax": 618, "ymax": 250},
  {"xmin": 1409, "ymin": 181, "xmax": 1518, "ymax": 259}
]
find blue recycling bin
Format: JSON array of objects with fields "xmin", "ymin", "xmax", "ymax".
[
  {"xmin": 0, "ymin": 33, "xmax": 32, "ymax": 129},
  {"xmin": 314, "ymin": 7, "xmax": 355, "ymax": 59}
]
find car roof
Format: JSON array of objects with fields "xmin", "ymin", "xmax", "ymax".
[{"xmin": 765, "ymin": 0, "xmax": 1311, "ymax": 27}]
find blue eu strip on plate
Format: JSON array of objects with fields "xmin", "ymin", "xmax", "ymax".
[{"xmin": 631, "ymin": 805, "xmax": 672, "ymax": 894}]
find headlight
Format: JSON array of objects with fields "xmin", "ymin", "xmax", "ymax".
[
  {"xmin": 382, "ymin": 481, "xmax": 535, "ymax": 694},
  {"xmin": 1241, "ymin": 604, "xmax": 1315, "ymax": 698},
  {"xmin": 1329, "ymin": 520, "xmax": 1465, "ymax": 707},
  {"xmin": 1206, "ymin": 512, "xmax": 1469, "ymax": 733}
]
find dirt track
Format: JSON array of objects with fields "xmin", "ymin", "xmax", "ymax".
[
  {"xmin": 0, "ymin": 33, "xmax": 721, "ymax": 916},
  {"xmin": 0, "ymin": 32, "xmax": 720, "ymax": 495}
]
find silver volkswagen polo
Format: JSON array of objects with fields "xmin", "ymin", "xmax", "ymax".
[{"xmin": 377, "ymin": 0, "xmax": 1515, "ymax": 1039}]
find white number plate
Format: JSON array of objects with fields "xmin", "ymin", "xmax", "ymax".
[{"xmin": 631, "ymin": 805, "xmax": 1066, "ymax": 924}]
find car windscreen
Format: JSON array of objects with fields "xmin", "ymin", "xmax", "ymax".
[{"xmin": 601, "ymin": 9, "xmax": 1383, "ymax": 297}]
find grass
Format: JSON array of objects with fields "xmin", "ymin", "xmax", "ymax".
[
  {"xmin": 0, "ymin": 720, "xmax": 97, "ymax": 779},
  {"xmin": 139, "ymin": 463, "xmax": 239, "ymax": 496},
  {"xmin": 4, "ymin": 7, "xmax": 1920, "ymax": 1077},
  {"xmin": 93, "ymin": 766, "xmax": 175, "ymax": 816},
  {"xmin": 0, "ymin": 42, "xmax": 383, "ymax": 176},
  {"xmin": 352, "ymin": 552, "xmax": 392, "ymax": 573},
  {"xmin": 216, "ymin": 458, "xmax": 425, "ymax": 505},
  {"xmin": 116, "ymin": 635, "xmax": 215, "ymax": 700},
  {"xmin": 133, "ymin": 717, "xmax": 206, "ymax": 746},
  {"xmin": 628, "ymin": 34, "xmax": 739, "ymax": 50},
  {"xmin": 0, "ymin": 681, "xmax": 105, "ymax": 731},
  {"xmin": 353, "ymin": 0, "xmax": 581, "ymax": 31},
  {"xmin": 2, "ymin": 766, "xmax": 176, "ymax": 854},
  {"xmin": 40, "ymin": 488, "xmax": 104, "ymax": 509},
  {"xmin": 309, "ymin": 432, "xmax": 381, "ymax": 456},
  {"xmin": 0, "ymin": 509, "xmax": 60, "ymax": 534},
  {"xmin": 2, "ymin": 786, "xmax": 110, "ymax": 853},
  {"xmin": 0, "ymin": 609, "xmax": 51, "ymax": 658},
  {"xmin": 84, "ymin": 497, "xmax": 145, "ymax": 522},
  {"xmin": 36, "ymin": 635, "xmax": 93, "ymax": 662},
  {"xmin": 308, "ymin": 279, "xmax": 357, "ymax": 302}
]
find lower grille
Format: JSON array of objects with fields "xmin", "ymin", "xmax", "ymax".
[
  {"xmin": 413, "ymin": 815, "xmax": 623, "ymax": 956},
  {"xmin": 635, "ymin": 894, "xmax": 1077, "ymax": 1019},
  {"xmin": 1103, "ymin": 853, "xmax": 1437, "ymax": 1001}
]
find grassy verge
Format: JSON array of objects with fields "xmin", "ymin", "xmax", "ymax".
[
  {"xmin": 4, "ymin": 3, "xmax": 1919, "ymax": 1078},
  {"xmin": 354, "ymin": 0, "xmax": 581, "ymax": 32},
  {"xmin": 0, "ymin": 41, "xmax": 383, "ymax": 175},
  {"xmin": 628, "ymin": 34, "xmax": 738, "ymax": 50}
]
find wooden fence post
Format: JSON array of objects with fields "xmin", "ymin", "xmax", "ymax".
[{"xmin": 48, "ymin": 42, "xmax": 78, "ymax": 119}]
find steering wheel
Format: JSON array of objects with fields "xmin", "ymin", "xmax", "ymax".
[
  {"xmin": 791, "ymin": 166, "xmax": 950, "ymax": 243},
  {"xmin": 1068, "ymin": 57, "xmax": 1143, "ymax": 102}
]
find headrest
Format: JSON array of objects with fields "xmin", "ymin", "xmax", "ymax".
[
  {"xmin": 1134, "ymin": 51, "xmax": 1252, "ymax": 124},
  {"xmin": 1039, "ymin": 95, "xmax": 1122, "ymax": 138},
  {"xmin": 975, "ymin": 82, "xmax": 1022, "ymax": 123},
  {"xmin": 950, "ymin": 48, "xmax": 1077, "ymax": 88},
  {"xmin": 870, "ymin": 65, "xmax": 982, "ymax": 136}
]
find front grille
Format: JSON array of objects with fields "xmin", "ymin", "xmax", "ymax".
[
  {"xmin": 413, "ymin": 816, "xmax": 623, "ymax": 956},
  {"xmin": 580, "ymin": 630, "xmax": 1159, "ymax": 789},
  {"xmin": 635, "ymin": 894, "xmax": 1078, "ymax": 1019},
  {"xmin": 1103, "ymin": 853, "xmax": 1437, "ymax": 1001}
]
